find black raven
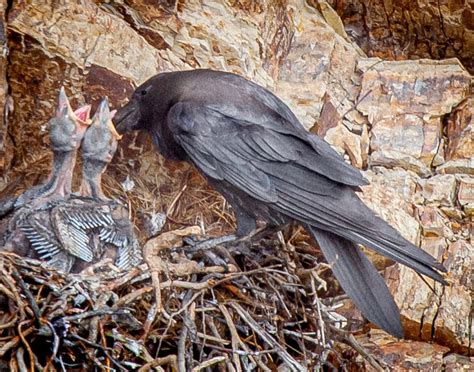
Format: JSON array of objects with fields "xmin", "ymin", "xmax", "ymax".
[{"xmin": 114, "ymin": 69, "xmax": 446, "ymax": 338}]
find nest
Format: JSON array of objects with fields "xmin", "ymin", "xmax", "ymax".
[
  {"xmin": 0, "ymin": 151, "xmax": 391, "ymax": 371},
  {"xmin": 0, "ymin": 221, "xmax": 391, "ymax": 371}
]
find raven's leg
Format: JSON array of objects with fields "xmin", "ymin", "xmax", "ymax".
[
  {"xmin": 183, "ymin": 234, "xmax": 238, "ymax": 253},
  {"xmin": 182, "ymin": 202, "xmax": 281, "ymax": 253},
  {"xmin": 182, "ymin": 225, "xmax": 282, "ymax": 253},
  {"xmin": 234, "ymin": 203, "xmax": 257, "ymax": 237}
]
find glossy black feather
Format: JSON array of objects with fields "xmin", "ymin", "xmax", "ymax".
[{"xmin": 309, "ymin": 226, "xmax": 404, "ymax": 338}]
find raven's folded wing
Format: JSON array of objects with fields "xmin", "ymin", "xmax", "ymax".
[{"xmin": 166, "ymin": 101, "xmax": 446, "ymax": 283}]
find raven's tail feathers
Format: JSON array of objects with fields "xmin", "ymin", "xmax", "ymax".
[{"xmin": 308, "ymin": 226, "xmax": 404, "ymax": 338}]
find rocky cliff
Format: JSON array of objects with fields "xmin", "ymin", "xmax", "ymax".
[{"xmin": 0, "ymin": 0, "xmax": 472, "ymax": 369}]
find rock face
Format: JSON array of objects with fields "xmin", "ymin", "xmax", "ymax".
[
  {"xmin": 0, "ymin": 0, "xmax": 9, "ymax": 175},
  {"xmin": 355, "ymin": 330, "xmax": 473, "ymax": 371},
  {"xmin": 440, "ymin": 96, "xmax": 474, "ymax": 175},
  {"xmin": 328, "ymin": 0, "xmax": 474, "ymax": 75},
  {"xmin": 421, "ymin": 174, "xmax": 457, "ymax": 207},
  {"xmin": 357, "ymin": 58, "xmax": 470, "ymax": 177},
  {"xmin": 0, "ymin": 0, "xmax": 472, "ymax": 365}
]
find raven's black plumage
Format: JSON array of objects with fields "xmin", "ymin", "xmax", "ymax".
[{"xmin": 115, "ymin": 69, "xmax": 447, "ymax": 338}]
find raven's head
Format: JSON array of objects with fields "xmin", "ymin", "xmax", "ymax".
[
  {"xmin": 113, "ymin": 73, "xmax": 186, "ymax": 160},
  {"xmin": 114, "ymin": 80, "xmax": 155, "ymax": 134}
]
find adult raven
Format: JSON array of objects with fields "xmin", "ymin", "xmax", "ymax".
[{"xmin": 114, "ymin": 69, "xmax": 446, "ymax": 338}]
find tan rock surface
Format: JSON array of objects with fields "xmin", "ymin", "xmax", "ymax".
[
  {"xmin": 354, "ymin": 329, "xmax": 473, "ymax": 371},
  {"xmin": 386, "ymin": 235, "xmax": 472, "ymax": 353},
  {"xmin": 421, "ymin": 174, "xmax": 457, "ymax": 207},
  {"xmin": 441, "ymin": 96, "xmax": 474, "ymax": 176},
  {"xmin": 275, "ymin": 1, "xmax": 364, "ymax": 130},
  {"xmin": 458, "ymin": 176, "xmax": 474, "ymax": 218},
  {"xmin": 418, "ymin": 206, "xmax": 449, "ymax": 238},
  {"xmin": 434, "ymin": 240, "xmax": 473, "ymax": 353},
  {"xmin": 357, "ymin": 331, "xmax": 450, "ymax": 371},
  {"xmin": 358, "ymin": 169, "xmax": 422, "ymax": 271},
  {"xmin": 8, "ymin": 1, "xmax": 165, "ymax": 84},
  {"xmin": 317, "ymin": 95, "xmax": 370, "ymax": 168},
  {"xmin": 437, "ymin": 159, "xmax": 474, "ymax": 175},
  {"xmin": 385, "ymin": 239, "xmax": 444, "ymax": 342},
  {"xmin": 357, "ymin": 59, "xmax": 470, "ymax": 175}
]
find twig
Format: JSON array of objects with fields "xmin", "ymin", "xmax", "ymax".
[
  {"xmin": 142, "ymin": 300, "xmax": 165, "ymax": 341},
  {"xmin": 43, "ymin": 320, "xmax": 61, "ymax": 371},
  {"xmin": 183, "ymin": 234, "xmax": 237, "ymax": 253},
  {"xmin": 219, "ymin": 304, "xmax": 242, "ymax": 372},
  {"xmin": 283, "ymin": 330, "xmax": 322, "ymax": 346},
  {"xmin": 0, "ymin": 314, "xmax": 18, "ymax": 330},
  {"xmin": 17, "ymin": 321, "xmax": 36, "ymax": 372},
  {"xmin": 345, "ymin": 334, "xmax": 386, "ymax": 372},
  {"xmin": 196, "ymin": 332, "xmax": 230, "ymax": 345},
  {"xmin": 69, "ymin": 334, "xmax": 128, "ymax": 372},
  {"xmin": 230, "ymin": 303, "xmax": 305, "ymax": 372},
  {"xmin": 56, "ymin": 308, "xmax": 127, "ymax": 323},
  {"xmin": 191, "ymin": 356, "xmax": 227, "ymax": 371},
  {"xmin": 16, "ymin": 347, "xmax": 28, "ymax": 372},
  {"xmin": 0, "ymin": 327, "xmax": 33, "ymax": 357},
  {"xmin": 12, "ymin": 270, "xmax": 42, "ymax": 325},
  {"xmin": 88, "ymin": 294, "xmax": 111, "ymax": 346},
  {"xmin": 177, "ymin": 322, "xmax": 188, "ymax": 372},
  {"xmin": 137, "ymin": 355, "xmax": 178, "ymax": 372},
  {"xmin": 330, "ymin": 326, "xmax": 386, "ymax": 372}
]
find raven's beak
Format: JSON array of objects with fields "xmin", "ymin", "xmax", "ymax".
[{"xmin": 114, "ymin": 99, "xmax": 141, "ymax": 134}]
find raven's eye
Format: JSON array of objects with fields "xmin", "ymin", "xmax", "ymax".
[{"xmin": 141, "ymin": 89, "xmax": 147, "ymax": 96}]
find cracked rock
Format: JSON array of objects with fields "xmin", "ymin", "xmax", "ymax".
[
  {"xmin": 434, "ymin": 239, "xmax": 473, "ymax": 353},
  {"xmin": 418, "ymin": 206, "xmax": 448, "ymax": 238},
  {"xmin": 357, "ymin": 59, "xmax": 470, "ymax": 175},
  {"xmin": 457, "ymin": 176, "xmax": 474, "ymax": 208},
  {"xmin": 421, "ymin": 174, "xmax": 457, "ymax": 207}
]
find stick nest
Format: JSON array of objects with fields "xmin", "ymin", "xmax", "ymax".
[
  {"xmin": 0, "ymin": 223, "xmax": 383, "ymax": 371},
  {"xmin": 0, "ymin": 160, "xmax": 388, "ymax": 371}
]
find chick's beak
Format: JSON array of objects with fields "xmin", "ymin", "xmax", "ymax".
[
  {"xmin": 73, "ymin": 104, "xmax": 92, "ymax": 138},
  {"xmin": 93, "ymin": 97, "xmax": 111, "ymax": 125},
  {"xmin": 93, "ymin": 98, "xmax": 122, "ymax": 140},
  {"xmin": 56, "ymin": 86, "xmax": 73, "ymax": 118},
  {"xmin": 74, "ymin": 104, "xmax": 92, "ymax": 124}
]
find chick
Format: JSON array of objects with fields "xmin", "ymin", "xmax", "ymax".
[
  {"xmin": 79, "ymin": 98, "xmax": 121, "ymax": 201},
  {"xmin": 15, "ymin": 87, "xmax": 91, "ymax": 208}
]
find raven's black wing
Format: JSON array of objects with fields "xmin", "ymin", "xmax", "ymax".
[
  {"xmin": 166, "ymin": 101, "xmax": 445, "ymax": 279},
  {"xmin": 180, "ymin": 70, "xmax": 369, "ymax": 188}
]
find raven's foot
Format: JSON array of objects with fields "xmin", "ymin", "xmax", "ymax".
[{"xmin": 202, "ymin": 247, "xmax": 235, "ymax": 270}]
